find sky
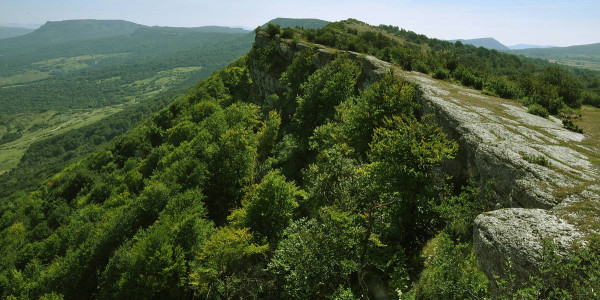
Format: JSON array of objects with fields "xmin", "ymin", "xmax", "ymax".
[{"xmin": 1, "ymin": 0, "xmax": 598, "ymax": 47}]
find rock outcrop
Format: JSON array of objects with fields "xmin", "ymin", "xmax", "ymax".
[{"xmin": 249, "ymin": 32, "xmax": 600, "ymax": 282}]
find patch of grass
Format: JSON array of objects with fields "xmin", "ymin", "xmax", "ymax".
[
  {"xmin": 558, "ymin": 199, "xmax": 600, "ymax": 232},
  {"xmin": 0, "ymin": 70, "xmax": 49, "ymax": 86}
]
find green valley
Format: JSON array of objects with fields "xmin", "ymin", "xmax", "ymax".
[{"xmin": 0, "ymin": 20, "xmax": 254, "ymax": 178}]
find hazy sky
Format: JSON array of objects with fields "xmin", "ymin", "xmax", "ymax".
[{"xmin": 1, "ymin": 0, "xmax": 598, "ymax": 46}]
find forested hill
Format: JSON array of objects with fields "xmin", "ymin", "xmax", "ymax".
[
  {"xmin": 0, "ymin": 19, "xmax": 598, "ymax": 299},
  {"xmin": 0, "ymin": 20, "xmax": 145, "ymax": 49}
]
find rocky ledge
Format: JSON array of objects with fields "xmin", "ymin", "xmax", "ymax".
[
  {"xmin": 403, "ymin": 70, "xmax": 599, "ymax": 281},
  {"xmin": 250, "ymin": 31, "xmax": 600, "ymax": 281}
]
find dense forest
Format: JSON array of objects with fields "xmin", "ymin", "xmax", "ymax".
[
  {"xmin": 0, "ymin": 26, "xmax": 254, "ymax": 113},
  {"xmin": 0, "ymin": 20, "xmax": 598, "ymax": 299}
]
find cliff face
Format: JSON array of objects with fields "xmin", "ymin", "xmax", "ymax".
[{"xmin": 248, "ymin": 32, "xmax": 600, "ymax": 281}]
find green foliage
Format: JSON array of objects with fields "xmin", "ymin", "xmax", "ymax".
[
  {"xmin": 294, "ymin": 55, "xmax": 360, "ymax": 141},
  {"xmin": 527, "ymin": 103, "xmax": 550, "ymax": 118},
  {"xmin": 300, "ymin": 19, "xmax": 600, "ymax": 112},
  {"xmin": 563, "ymin": 119, "xmax": 584, "ymax": 133},
  {"xmin": 494, "ymin": 237, "xmax": 600, "ymax": 299},
  {"xmin": 236, "ymin": 170, "xmax": 302, "ymax": 243},
  {"xmin": 432, "ymin": 68, "xmax": 450, "ymax": 80},
  {"xmin": 257, "ymin": 110, "xmax": 281, "ymax": 161},
  {"xmin": 369, "ymin": 115, "xmax": 457, "ymax": 184},
  {"xmin": 413, "ymin": 234, "xmax": 489, "ymax": 299},
  {"xmin": 336, "ymin": 74, "xmax": 419, "ymax": 155},
  {"xmin": 436, "ymin": 180, "xmax": 495, "ymax": 240},
  {"xmin": 189, "ymin": 227, "xmax": 267, "ymax": 299},
  {"xmin": 280, "ymin": 28, "xmax": 295, "ymax": 39},
  {"xmin": 522, "ymin": 153, "xmax": 551, "ymax": 167},
  {"xmin": 4, "ymin": 20, "xmax": 593, "ymax": 299},
  {"xmin": 269, "ymin": 208, "xmax": 360, "ymax": 299},
  {"xmin": 265, "ymin": 23, "xmax": 281, "ymax": 37},
  {"xmin": 0, "ymin": 26, "xmax": 254, "ymax": 198}
]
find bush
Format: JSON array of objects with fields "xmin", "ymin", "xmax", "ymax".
[
  {"xmin": 562, "ymin": 119, "xmax": 584, "ymax": 133},
  {"xmin": 413, "ymin": 234, "xmax": 489, "ymax": 299},
  {"xmin": 280, "ymin": 28, "xmax": 294, "ymax": 39},
  {"xmin": 412, "ymin": 60, "xmax": 431, "ymax": 74},
  {"xmin": 581, "ymin": 91, "xmax": 600, "ymax": 108},
  {"xmin": 522, "ymin": 154, "xmax": 550, "ymax": 167},
  {"xmin": 527, "ymin": 104, "xmax": 549, "ymax": 118},
  {"xmin": 484, "ymin": 76, "xmax": 523, "ymax": 99},
  {"xmin": 265, "ymin": 23, "xmax": 280, "ymax": 37},
  {"xmin": 432, "ymin": 68, "xmax": 450, "ymax": 80},
  {"xmin": 493, "ymin": 237, "xmax": 600, "ymax": 299}
]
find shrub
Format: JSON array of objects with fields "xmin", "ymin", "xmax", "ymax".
[
  {"xmin": 412, "ymin": 60, "xmax": 431, "ymax": 74},
  {"xmin": 265, "ymin": 23, "xmax": 280, "ymax": 37},
  {"xmin": 527, "ymin": 104, "xmax": 549, "ymax": 118},
  {"xmin": 562, "ymin": 119, "xmax": 584, "ymax": 133},
  {"xmin": 522, "ymin": 154, "xmax": 550, "ymax": 167},
  {"xmin": 280, "ymin": 28, "xmax": 294, "ymax": 39},
  {"xmin": 484, "ymin": 76, "xmax": 523, "ymax": 99},
  {"xmin": 432, "ymin": 68, "xmax": 450, "ymax": 80},
  {"xmin": 581, "ymin": 91, "xmax": 600, "ymax": 108},
  {"xmin": 558, "ymin": 106, "xmax": 581, "ymax": 120},
  {"xmin": 493, "ymin": 237, "xmax": 600, "ymax": 299},
  {"xmin": 413, "ymin": 234, "xmax": 489, "ymax": 299}
]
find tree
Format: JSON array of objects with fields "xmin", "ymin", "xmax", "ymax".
[
  {"xmin": 269, "ymin": 208, "xmax": 360, "ymax": 299},
  {"xmin": 190, "ymin": 227, "xmax": 267, "ymax": 299},
  {"xmin": 237, "ymin": 170, "xmax": 302, "ymax": 244},
  {"xmin": 293, "ymin": 55, "xmax": 360, "ymax": 142},
  {"xmin": 265, "ymin": 23, "xmax": 281, "ymax": 37}
]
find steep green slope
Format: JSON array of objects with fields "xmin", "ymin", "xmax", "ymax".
[{"xmin": 0, "ymin": 27, "xmax": 34, "ymax": 39}]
